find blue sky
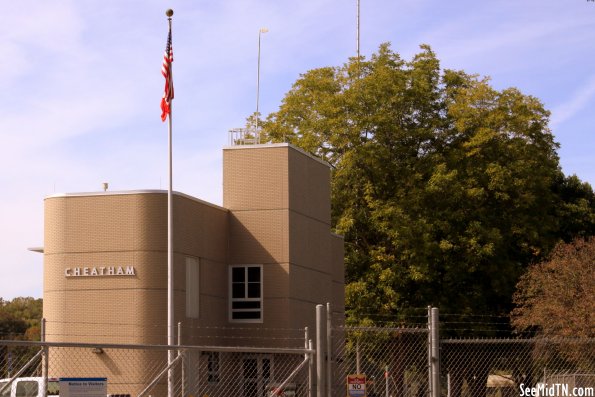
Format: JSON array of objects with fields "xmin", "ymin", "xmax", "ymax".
[{"xmin": 1, "ymin": 0, "xmax": 593, "ymax": 299}]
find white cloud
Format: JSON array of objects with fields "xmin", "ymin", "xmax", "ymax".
[
  {"xmin": 550, "ymin": 75, "xmax": 595, "ymax": 128},
  {"xmin": 0, "ymin": 2, "xmax": 85, "ymax": 86},
  {"xmin": 415, "ymin": 6, "xmax": 593, "ymax": 75}
]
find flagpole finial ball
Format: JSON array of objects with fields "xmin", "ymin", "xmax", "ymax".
[{"xmin": 165, "ymin": 9, "xmax": 174, "ymax": 17}]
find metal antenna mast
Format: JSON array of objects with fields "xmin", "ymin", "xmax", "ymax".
[
  {"xmin": 256, "ymin": 27, "xmax": 268, "ymax": 131},
  {"xmin": 357, "ymin": 0, "xmax": 360, "ymax": 58}
]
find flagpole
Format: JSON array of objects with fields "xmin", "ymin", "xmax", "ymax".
[
  {"xmin": 165, "ymin": 9, "xmax": 174, "ymax": 397},
  {"xmin": 167, "ymin": 108, "xmax": 175, "ymax": 397},
  {"xmin": 167, "ymin": 104, "xmax": 174, "ymax": 397}
]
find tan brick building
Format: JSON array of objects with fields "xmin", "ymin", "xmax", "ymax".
[{"xmin": 41, "ymin": 143, "xmax": 344, "ymax": 395}]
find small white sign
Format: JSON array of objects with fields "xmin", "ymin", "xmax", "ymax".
[
  {"xmin": 59, "ymin": 378, "xmax": 107, "ymax": 397},
  {"xmin": 347, "ymin": 374, "xmax": 366, "ymax": 397}
]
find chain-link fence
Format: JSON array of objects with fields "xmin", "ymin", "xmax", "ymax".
[
  {"xmin": 330, "ymin": 329, "xmax": 594, "ymax": 397},
  {"xmin": 0, "ymin": 343, "xmax": 42, "ymax": 379},
  {"xmin": 331, "ymin": 326, "xmax": 429, "ymax": 397},
  {"xmin": 2, "ymin": 311, "xmax": 594, "ymax": 397},
  {"xmin": 442, "ymin": 338, "xmax": 595, "ymax": 397},
  {"xmin": 0, "ymin": 340, "xmax": 313, "ymax": 397}
]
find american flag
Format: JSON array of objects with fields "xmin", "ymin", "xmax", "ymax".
[{"xmin": 161, "ymin": 26, "xmax": 174, "ymax": 122}]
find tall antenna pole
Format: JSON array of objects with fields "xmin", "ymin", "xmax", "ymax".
[
  {"xmin": 356, "ymin": 0, "xmax": 360, "ymax": 58},
  {"xmin": 256, "ymin": 27, "xmax": 268, "ymax": 131}
]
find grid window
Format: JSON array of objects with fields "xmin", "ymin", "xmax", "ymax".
[
  {"xmin": 202, "ymin": 351, "xmax": 220, "ymax": 383},
  {"xmin": 230, "ymin": 265, "xmax": 262, "ymax": 322}
]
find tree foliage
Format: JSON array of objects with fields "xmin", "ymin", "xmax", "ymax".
[
  {"xmin": 0, "ymin": 311, "xmax": 27, "ymax": 339},
  {"xmin": 0, "ymin": 297, "xmax": 43, "ymax": 340},
  {"xmin": 511, "ymin": 237, "xmax": 595, "ymax": 338},
  {"xmin": 553, "ymin": 174, "xmax": 595, "ymax": 242},
  {"xmin": 261, "ymin": 44, "xmax": 595, "ymax": 323}
]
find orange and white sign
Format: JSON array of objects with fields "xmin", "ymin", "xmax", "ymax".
[{"xmin": 346, "ymin": 374, "xmax": 366, "ymax": 397}]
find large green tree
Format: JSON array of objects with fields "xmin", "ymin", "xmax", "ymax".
[{"xmin": 261, "ymin": 44, "xmax": 595, "ymax": 323}]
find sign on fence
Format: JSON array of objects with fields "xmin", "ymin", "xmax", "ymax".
[
  {"xmin": 346, "ymin": 374, "xmax": 366, "ymax": 397},
  {"xmin": 59, "ymin": 378, "xmax": 107, "ymax": 397}
]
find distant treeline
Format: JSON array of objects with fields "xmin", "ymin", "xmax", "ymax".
[{"xmin": 0, "ymin": 297, "xmax": 42, "ymax": 340}]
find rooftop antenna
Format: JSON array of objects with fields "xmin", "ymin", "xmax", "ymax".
[
  {"xmin": 227, "ymin": 27, "xmax": 268, "ymax": 146},
  {"xmin": 356, "ymin": 0, "xmax": 360, "ymax": 58},
  {"xmin": 256, "ymin": 27, "xmax": 268, "ymax": 131}
]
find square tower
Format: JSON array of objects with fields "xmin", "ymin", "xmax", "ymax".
[{"xmin": 223, "ymin": 143, "xmax": 344, "ymax": 331}]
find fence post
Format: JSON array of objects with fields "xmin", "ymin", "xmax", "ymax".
[
  {"xmin": 431, "ymin": 307, "xmax": 440, "ymax": 397},
  {"xmin": 178, "ymin": 322, "xmax": 184, "ymax": 397},
  {"xmin": 385, "ymin": 365, "xmax": 389, "ymax": 397},
  {"xmin": 305, "ymin": 327, "xmax": 311, "ymax": 397},
  {"xmin": 316, "ymin": 304, "xmax": 326, "ymax": 397},
  {"xmin": 427, "ymin": 306, "xmax": 432, "ymax": 397},
  {"xmin": 41, "ymin": 318, "xmax": 48, "ymax": 397},
  {"xmin": 356, "ymin": 339, "xmax": 361, "ymax": 375},
  {"xmin": 326, "ymin": 303, "xmax": 332, "ymax": 397},
  {"xmin": 309, "ymin": 339, "xmax": 314, "ymax": 397}
]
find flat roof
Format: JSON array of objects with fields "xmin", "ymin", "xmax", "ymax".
[
  {"xmin": 223, "ymin": 142, "xmax": 331, "ymax": 168},
  {"xmin": 45, "ymin": 190, "xmax": 227, "ymax": 212}
]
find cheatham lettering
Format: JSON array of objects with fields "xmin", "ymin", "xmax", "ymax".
[{"xmin": 64, "ymin": 266, "xmax": 136, "ymax": 277}]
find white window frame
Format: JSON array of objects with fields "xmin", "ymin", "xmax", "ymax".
[
  {"xmin": 186, "ymin": 256, "xmax": 200, "ymax": 319},
  {"xmin": 229, "ymin": 264, "xmax": 263, "ymax": 323}
]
